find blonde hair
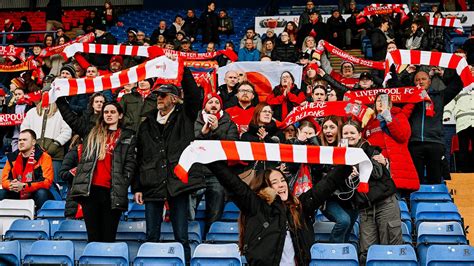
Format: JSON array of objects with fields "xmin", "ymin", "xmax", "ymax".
[{"xmin": 36, "ymin": 102, "xmax": 58, "ymax": 118}]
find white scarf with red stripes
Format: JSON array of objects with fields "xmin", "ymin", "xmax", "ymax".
[
  {"xmin": 428, "ymin": 17, "xmax": 464, "ymax": 34},
  {"xmin": 42, "ymin": 56, "xmax": 183, "ymax": 106},
  {"xmin": 384, "ymin": 49, "xmax": 473, "ymax": 93},
  {"xmin": 174, "ymin": 140, "xmax": 373, "ymax": 193}
]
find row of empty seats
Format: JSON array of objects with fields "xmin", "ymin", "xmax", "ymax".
[{"xmin": 2, "ymin": 240, "xmax": 473, "ymax": 266}]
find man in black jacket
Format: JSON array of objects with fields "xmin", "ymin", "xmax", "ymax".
[
  {"xmin": 133, "ymin": 68, "xmax": 204, "ymax": 261},
  {"xmin": 193, "ymin": 92, "xmax": 238, "ymax": 234},
  {"xmin": 370, "ymin": 17, "xmax": 391, "ymax": 61},
  {"xmin": 199, "ymin": 1, "xmax": 219, "ymax": 44},
  {"xmin": 271, "ymin": 32, "xmax": 298, "ymax": 63},
  {"xmin": 298, "ymin": 10, "xmax": 328, "ymax": 48},
  {"xmin": 90, "ymin": 24, "xmax": 117, "ymax": 69}
]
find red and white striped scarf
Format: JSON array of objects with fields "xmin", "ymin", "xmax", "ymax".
[
  {"xmin": 61, "ymin": 43, "xmax": 238, "ymax": 62},
  {"xmin": 384, "ymin": 49, "xmax": 473, "ymax": 93},
  {"xmin": 174, "ymin": 140, "xmax": 373, "ymax": 193},
  {"xmin": 39, "ymin": 32, "xmax": 95, "ymax": 58},
  {"xmin": 428, "ymin": 17, "xmax": 464, "ymax": 34},
  {"xmin": 0, "ymin": 46, "xmax": 25, "ymax": 61},
  {"xmin": 42, "ymin": 56, "xmax": 183, "ymax": 106}
]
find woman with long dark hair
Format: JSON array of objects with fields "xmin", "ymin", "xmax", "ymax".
[
  {"xmin": 69, "ymin": 102, "xmax": 136, "ymax": 242},
  {"xmin": 266, "ymin": 71, "xmax": 305, "ymax": 121},
  {"xmin": 205, "ymin": 158, "xmax": 351, "ymax": 265}
]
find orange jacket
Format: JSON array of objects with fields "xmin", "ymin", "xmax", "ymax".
[{"xmin": 2, "ymin": 145, "xmax": 54, "ymax": 193}]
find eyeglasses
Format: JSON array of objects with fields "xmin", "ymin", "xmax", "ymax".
[{"xmin": 238, "ymin": 89, "xmax": 253, "ymax": 94}]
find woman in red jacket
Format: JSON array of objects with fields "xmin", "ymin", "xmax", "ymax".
[
  {"xmin": 266, "ymin": 71, "xmax": 305, "ymax": 121},
  {"xmin": 364, "ymin": 93, "xmax": 420, "ymax": 193}
]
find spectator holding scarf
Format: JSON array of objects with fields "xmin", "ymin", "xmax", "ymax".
[{"xmin": 266, "ymin": 71, "xmax": 305, "ymax": 121}]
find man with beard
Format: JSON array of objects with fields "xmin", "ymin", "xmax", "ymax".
[
  {"xmin": 193, "ymin": 93, "xmax": 238, "ymax": 234},
  {"xmin": 1, "ymin": 129, "xmax": 54, "ymax": 210},
  {"xmin": 225, "ymin": 81, "xmax": 257, "ymax": 135}
]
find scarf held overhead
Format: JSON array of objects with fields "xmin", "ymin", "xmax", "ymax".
[
  {"xmin": 42, "ymin": 56, "xmax": 183, "ymax": 106},
  {"xmin": 174, "ymin": 140, "xmax": 373, "ymax": 193},
  {"xmin": 279, "ymin": 101, "xmax": 374, "ymax": 129},
  {"xmin": 0, "ymin": 60, "xmax": 38, "ymax": 72},
  {"xmin": 61, "ymin": 43, "xmax": 238, "ymax": 62},
  {"xmin": 0, "ymin": 46, "xmax": 26, "ymax": 61},
  {"xmin": 384, "ymin": 49, "xmax": 473, "ymax": 93},
  {"xmin": 319, "ymin": 40, "xmax": 385, "ymax": 70},
  {"xmin": 0, "ymin": 113, "xmax": 25, "ymax": 126},
  {"xmin": 428, "ymin": 17, "xmax": 464, "ymax": 34},
  {"xmin": 344, "ymin": 86, "xmax": 434, "ymax": 116},
  {"xmin": 357, "ymin": 4, "xmax": 409, "ymax": 25},
  {"xmin": 39, "ymin": 32, "xmax": 95, "ymax": 58}
]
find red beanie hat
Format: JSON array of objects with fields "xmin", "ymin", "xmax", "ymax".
[{"xmin": 202, "ymin": 92, "xmax": 223, "ymax": 109}]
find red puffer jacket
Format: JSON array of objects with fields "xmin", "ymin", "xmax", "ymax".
[{"xmin": 364, "ymin": 106, "xmax": 420, "ymax": 191}]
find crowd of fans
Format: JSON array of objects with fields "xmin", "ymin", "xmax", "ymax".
[{"xmin": 0, "ymin": 0, "xmax": 473, "ymax": 265}]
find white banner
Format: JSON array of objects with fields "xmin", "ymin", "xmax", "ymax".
[{"xmin": 217, "ymin": 61, "xmax": 303, "ymax": 101}]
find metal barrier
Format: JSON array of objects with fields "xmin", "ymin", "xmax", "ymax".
[{"xmin": 0, "ymin": 31, "xmax": 57, "ymax": 46}]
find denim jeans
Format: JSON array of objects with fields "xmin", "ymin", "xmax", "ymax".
[
  {"xmin": 321, "ymin": 200, "xmax": 359, "ymax": 243},
  {"xmin": 0, "ymin": 188, "xmax": 53, "ymax": 210},
  {"xmin": 145, "ymin": 192, "xmax": 191, "ymax": 261}
]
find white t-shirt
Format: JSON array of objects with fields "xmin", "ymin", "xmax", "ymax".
[{"xmin": 280, "ymin": 230, "xmax": 296, "ymax": 266}]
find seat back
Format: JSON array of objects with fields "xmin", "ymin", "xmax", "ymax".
[
  {"xmin": 415, "ymin": 202, "xmax": 462, "ymax": 228},
  {"xmin": 425, "ymin": 245, "xmax": 474, "ymax": 265},
  {"xmin": 133, "ymin": 242, "xmax": 185, "ymax": 266},
  {"xmin": 52, "ymin": 220, "xmax": 88, "ymax": 260},
  {"xmin": 206, "ymin": 221, "xmax": 239, "ymax": 243},
  {"xmin": 191, "ymin": 243, "xmax": 241, "ymax": 266},
  {"xmin": 23, "ymin": 240, "xmax": 74, "ymax": 266},
  {"xmin": 37, "ymin": 200, "xmax": 66, "ymax": 219},
  {"xmin": 160, "ymin": 221, "xmax": 202, "ymax": 244},
  {"xmin": 116, "ymin": 221, "xmax": 146, "ymax": 261},
  {"xmin": 0, "ymin": 199, "xmax": 35, "ymax": 235},
  {"xmin": 127, "ymin": 203, "xmax": 145, "ymax": 220},
  {"xmin": 0, "ymin": 240, "xmax": 21, "ymax": 266},
  {"xmin": 79, "ymin": 242, "xmax": 129, "ymax": 265},
  {"xmin": 310, "ymin": 243, "xmax": 359, "ymax": 266},
  {"xmin": 366, "ymin": 244, "xmax": 417, "ymax": 266},
  {"xmin": 4, "ymin": 219, "xmax": 50, "ymax": 240},
  {"xmin": 221, "ymin": 202, "xmax": 240, "ymax": 221}
]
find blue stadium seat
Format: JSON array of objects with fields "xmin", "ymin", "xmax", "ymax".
[
  {"xmin": 23, "ymin": 240, "xmax": 74, "ymax": 266},
  {"xmin": 399, "ymin": 201, "xmax": 412, "ymax": 233},
  {"xmin": 195, "ymin": 200, "xmax": 206, "ymax": 220},
  {"xmin": 425, "ymin": 245, "xmax": 474, "ymax": 265},
  {"xmin": 116, "ymin": 221, "xmax": 146, "ymax": 261},
  {"xmin": 401, "ymin": 222, "xmax": 412, "ymax": 245},
  {"xmin": 37, "ymin": 200, "xmax": 66, "ymax": 219},
  {"xmin": 414, "ymin": 202, "xmax": 462, "ymax": 229},
  {"xmin": 313, "ymin": 222, "xmax": 359, "ymax": 245},
  {"xmin": 191, "ymin": 243, "xmax": 241, "ymax": 266},
  {"xmin": 127, "ymin": 202, "xmax": 145, "ymax": 220},
  {"xmin": 4, "ymin": 219, "xmax": 50, "ymax": 259},
  {"xmin": 310, "ymin": 243, "xmax": 359, "ymax": 266},
  {"xmin": 0, "ymin": 240, "xmax": 21, "ymax": 266},
  {"xmin": 417, "ymin": 221, "xmax": 467, "ymax": 265},
  {"xmin": 53, "ymin": 220, "xmax": 88, "ymax": 260},
  {"xmin": 410, "ymin": 185, "xmax": 452, "ymax": 218},
  {"xmin": 206, "ymin": 221, "xmax": 239, "ymax": 243},
  {"xmin": 79, "ymin": 242, "xmax": 129, "ymax": 265},
  {"xmin": 161, "ymin": 221, "xmax": 202, "ymax": 245},
  {"xmin": 133, "ymin": 242, "xmax": 185, "ymax": 266},
  {"xmin": 316, "ymin": 210, "xmax": 331, "ymax": 222},
  {"xmin": 221, "ymin": 202, "xmax": 240, "ymax": 221},
  {"xmin": 366, "ymin": 244, "xmax": 417, "ymax": 266}
]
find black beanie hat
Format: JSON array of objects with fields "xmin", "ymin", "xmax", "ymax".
[{"xmin": 60, "ymin": 64, "xmax": 77, "ymax": 78}]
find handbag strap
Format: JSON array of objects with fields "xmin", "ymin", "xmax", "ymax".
[{"xmin": 40, "ymin": 109, "xmax": 48, "ymax": 146}]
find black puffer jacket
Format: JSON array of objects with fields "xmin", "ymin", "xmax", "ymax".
[
  {"xmin": 70, "ymin": 128, "xmax": 136, "ymax": 211},
  {"xmin": 57, "ymin": 97, "xmax": 99, "ymax": 136},
  {"xmin": 59, "ymin": 146, "xmax": 80, "ymax": 218},
  {"xmin": 370, "ymin": 28, "xmax": 388, "ymax": 61},
  {"xmin": 132, "ymin": 68, "xmax": 205, "ymax": 200},
  {"xmin": 193, "ymin": 111, "xmax": 239, "ymax": 177},
  {"xmin": 271, "ymin": 42, "xmax": 298, "ymax": 62},
  {"xmin": 354, "ymin": 141, "xmax": 397, "ymax": 209},
  {"xmin": 207, "ymin": 161, "xmax": 353, "ymax": 266}
]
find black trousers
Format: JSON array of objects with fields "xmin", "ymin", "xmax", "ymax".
[
  {"xmin": 409, "ymin": 141, "xmax": 445, "ymax": 184},
  {"xmin": 79, "ymin": 186, "xmax": 122, "ymax": 242},
  {"xmin": 457, "ymin": 126, "xmax": 474, "ymax": 173}
]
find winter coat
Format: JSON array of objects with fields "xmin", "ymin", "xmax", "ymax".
[
  {"xmin": 353, "ymin": 141, "xmax": 397, "ymax": 209},
  {"xmin": 70, "ymin": 128, "xmax": 136, "ymax": 211},
  {"xmin": 240, "ymin": 121, "xmax": 280, "ymax": 171},
  {"xmin": 132, "ymin": 68, "xmax": 204, "ymax": 200},
  {"xmin": 443, "ymin": 91, "xmax": 474, "ymax": 133},
  {"xmin": 218, "ymin": 15, "xmax": 234, "ymax": 34},
  {"xmin": 119, "ymin": 91, "xmax": 157, "ymax": 133},
  {"xmin": 239, "ymin": 35, "xmax": 263, "ymax": 52},
  {"xmin": 271, "ymin": 42, "xmax": 298, "ymax": 63},
  {"xmin": 405, "ymin": 28, "xmax": 429, "ymax": 51},
  {"xmin": 58, "ymin": 146, "xmax": 80, "ymax": 218},
  {"xmin": 298, "ymin": 21, "xmax": 328, "ymax": 48},
  {"xmin": 89, "ymin": 32, "xmax": 117, "ymax": 68},
  {"xmin": 2, "ymin": 144, "xmax": 54, "ymax": 193},
  {"xmin": 428, "ymin": 26, "xmax": 446, "ymax": 51},
  {"xmin": 206, "ymin": 161, "xmax": 353, "ymax": 266},
  {"xmin": 266, "ymin": 85, "xmax": 306, "ymax": 121},
  {"xmin": 193, "ymin": 111, "xmax": 239, "ymax": 176},
  {"xmin": 183, "ymin": 16, "xmax": 199, "ymax": 39},
  {"xmin": 200, "ymin": 10, "xmax": 219, "ymax": 43},
  {"xmin": 238, "ymin": 48, "xmax": 260, "ymax": 62},
  {"xmin": 364, "ymin": 106, "xmax": 420, "ymax": 191},
  {"xmin": 298, "ymin": 8, "xmax": 319, "ymax": 29},
  {"xmin": 370, "ymin": 28, "xmax": 388, "ymax": 61}
]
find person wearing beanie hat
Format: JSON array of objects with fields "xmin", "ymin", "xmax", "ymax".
[
  {"xmin": 60, "ymin": 64, "xmax": 77, "ymax": 79},
  {"xmin": 193, "ymin": 92, "xmax": 238, "ymax": 234},
  {"xmin": 109, "ymin": 56, "xmax": 123, "ymax": 73},
  {"xmin": 10, "ymin": 77, "xmax": 25, "ymax": 91}
]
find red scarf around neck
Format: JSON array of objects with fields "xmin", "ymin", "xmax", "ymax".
[
  {"xmin": 12, "ymin": 146, "xmax": 36, "ymax": 199},
  {"xmin": 136, "ymin": 88, "xmax": 151, "ymax": 99}
]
